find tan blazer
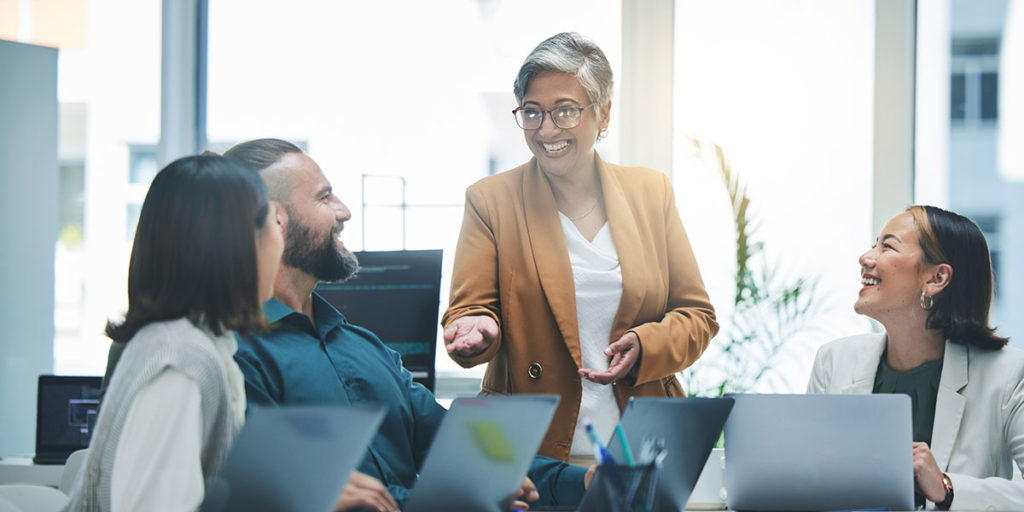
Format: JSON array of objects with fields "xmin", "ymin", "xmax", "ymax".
[
  {"xmin": 442, "ymin": 155, "xmax": 718, "ymax": 460},
  {"xmin": 808, "ymin": 333, "xmax": 1024, "ymax": 510}
]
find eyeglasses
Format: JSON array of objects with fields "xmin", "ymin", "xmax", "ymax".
[{"xmin": 512, "ymin": 103, "xmax": 597, "ymax": 130}]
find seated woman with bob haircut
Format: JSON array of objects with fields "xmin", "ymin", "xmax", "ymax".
[
  {"xmin": 65, "ymin": 154, "xmax": 283, "ymax": 511},
  {"xmin": 808, "ymin": 205, "xmax": 1024, "ymax": 510}
]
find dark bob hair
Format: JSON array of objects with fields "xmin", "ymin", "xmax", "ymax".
[
  {"xmin": 909, "ymin": 205, "xmax": 1008, "ymax": 349},
  {"xmin": 106, "ymin": 154, "xmax": 270, "ymax": 342}
]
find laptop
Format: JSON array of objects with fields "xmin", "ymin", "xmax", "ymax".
[
  {"xmin": 200, "ymin": 404, "xmax": 386, "ymax": 512},
  {"xmin": 575, "ymin": 397, "xmax": 735, "ymax": 512},
  {"xmin": 724, "ymin": 393, "xmax": 914, "ymax": 511},
  {"xmin": 34, "ymin": 375, "xmax": 102, "ymax": 464},
  {"xmin": 404, "ymin": 395, "xmax": 560, "ymax": 512},
  {"xmin": 316, "ymin": 249, "xmax": 443, "ymax": 392}
]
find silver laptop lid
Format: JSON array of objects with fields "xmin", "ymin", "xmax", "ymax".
[
  {"xmin": 405, "ymin": 394, "xmax": 560, "ymax": 512},
  {"xmin": 577, "ymin": 397, "xmax": 734, "ymax": 512},
  {"xmin": 201, "ymin": 404, "xmax": 386, "ymax": 512},
  {"xmin": 725, "ymin": 393, "xmax": 914, "ymax": 512}
]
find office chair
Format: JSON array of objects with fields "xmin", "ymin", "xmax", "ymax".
[{"xmin": 59, "ymin": 449, "xmax": 88, "ymax": 495}]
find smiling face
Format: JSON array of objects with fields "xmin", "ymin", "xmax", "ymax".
[
  {"xmin": 855, "ymin": 212, "xmax": 938, "ymax": 325},
  {"xmin": 270, "ymin": 152, "xmax": 359, "ymax": 282},
  {"xmin": 520, "ymin": 71, "xmax": 610, "ymax": 179}
]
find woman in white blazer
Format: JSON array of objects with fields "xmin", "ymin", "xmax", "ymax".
[{"xmin": 808, "ymin": 205, "xmax": 1024, "ymax": 511}]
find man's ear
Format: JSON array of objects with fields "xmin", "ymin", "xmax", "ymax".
[
  {"xmin": 271, "ymin": 200, "xmax": 287, "ymax": 226},
  {"xmin": 924, "ymin": 263, "xmax": 953, "ymax": 296}
]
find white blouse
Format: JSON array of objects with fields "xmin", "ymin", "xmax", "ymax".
[
  {"xmin": 110, "ymin": 332, "xmax": 246, "ymax": 512},
  {"xmin": 559, "ymin": 213, "xmax": 624, "ymax": 456}
]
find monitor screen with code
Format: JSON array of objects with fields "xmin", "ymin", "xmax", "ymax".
[{"xmin": 316, "ymin": 250, "xmax": 443, "ymax": 392}]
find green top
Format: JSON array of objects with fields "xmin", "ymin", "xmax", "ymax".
[{"xmin": 873, "ymin": 351, "xmax": 943, "ymax": 445}]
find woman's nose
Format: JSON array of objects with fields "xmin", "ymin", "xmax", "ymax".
[
  {"xmin": 537, "ymin": 112, "xmax": 561, "ymax": 137},
  {"xmin": 859, "ymin": 249, "xmax": 874, "ymax": 268}
]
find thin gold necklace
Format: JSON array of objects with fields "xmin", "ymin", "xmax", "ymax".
[{"xmin": 567, "ymin": 200, "xmax": 599, "ymax": 222}]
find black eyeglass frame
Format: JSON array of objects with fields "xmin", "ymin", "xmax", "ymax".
[{"xmin": 511, "ymin": 102, "xmax": 598, "ymax": 130}]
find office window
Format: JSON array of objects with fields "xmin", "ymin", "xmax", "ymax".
[
  {"xmin": 674, "ymin": 0, "xmax": 875, "ymax": 394},
  {"xmin": 128, "ymin": 145, "xmax": 158, "ymax": 185},
  {"xmin": 950, "ymin": 37, "xmax": 1000, "ymax": 124},
  {"xmin": 972, "ymin": 215, "xmax": 1001, "ymax": 298},
  {"xmin": 951, "ymin": 73, "xmax": 967, "ymax": 120},
  {"xmin": 980, "ymin": 72, "xmax": 999, "ymax": 120},
  {"xmin": 917, "ymin": 1, "xmax": 1021, "ymax": 349},
  {"xmin": 4, "ymin": 0, "xmax": 164, "ymax": 375}
]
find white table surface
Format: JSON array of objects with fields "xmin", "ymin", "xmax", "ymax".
[{"xmin": 0, "ymin": 457, "xmax": 64, "ymax": 488}]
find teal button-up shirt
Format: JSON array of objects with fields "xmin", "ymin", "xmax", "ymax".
[{"xmin": 235, "ymin": 293, "xmax": 585, "ymax": 507}]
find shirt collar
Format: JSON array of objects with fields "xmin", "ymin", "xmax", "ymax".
[
  {"xmin": 261, "ymin": 293, "xmax": 348, "ymax": 335},
  {"xmin": 261, "ymin": 297, "xmax": 295, "ymax": 323}
]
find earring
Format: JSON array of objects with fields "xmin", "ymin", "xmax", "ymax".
[
  {"xmin": 598, "ymin": 128, "xmax": 609, "ymax": 141},
  {"xmin": 920, "ymin": 291, "xmax": 934, "ymax": 311}
]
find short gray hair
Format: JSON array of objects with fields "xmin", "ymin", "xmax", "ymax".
[{"xmin": 513, "ymin": 32, "xmax": 614, "ymax": 116}]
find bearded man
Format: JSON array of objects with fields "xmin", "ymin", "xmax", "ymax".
[{"xmin": 224, "ymin": 139, "xmax": 588, "ymax": 512}]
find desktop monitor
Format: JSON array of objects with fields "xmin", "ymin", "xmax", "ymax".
[
  {"xmin": 35, "ymin": 375, "xmax": 102, "ymax": 464},
  {"xmin": 315, "ymin": 249, "xmax": 443, "ymax": 392}
]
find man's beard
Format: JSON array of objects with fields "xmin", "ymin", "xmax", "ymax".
[{"xmin": 282, "ymin": 213, "xmax": 359, "ymax": 283}]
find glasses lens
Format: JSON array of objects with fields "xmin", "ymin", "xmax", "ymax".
[
  {"xmin": 516, "ymin": 109, "xmax": 543, "ymax": 129},
  {"xmin": 552, "ymin": 107, "xmax": 580, "ymax": 129}
]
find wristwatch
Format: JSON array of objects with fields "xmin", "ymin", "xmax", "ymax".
[{"xmin": 935, "ymin": 473, "xmax": 954, "ymax": 510}]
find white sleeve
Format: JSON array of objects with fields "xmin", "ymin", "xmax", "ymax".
[
  {"xmin": 111, "ymin": 369, "xmax": 205, "ymax": 512},
  {"xmin": 944, "ymin": 373, "xmax": 1024, "ymax": 510}
]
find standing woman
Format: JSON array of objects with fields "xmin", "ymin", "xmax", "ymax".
[
  {"xmin": 808, "ymin": 205, "xmax": 1024, "ymax": 510},
  {"xmin": 442, "ymin": 32, "xmax": 718, "ymax": 465},
  {"xmin": 65, "ymin": 154, "xmax": 283, "ymax": 511}
]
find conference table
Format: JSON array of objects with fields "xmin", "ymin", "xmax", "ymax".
[{"xmin": 0, "ymin": 457, "xmax": 63, "ymax": 488}]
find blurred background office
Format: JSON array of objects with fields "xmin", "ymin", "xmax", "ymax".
[{"xmin": 0, "ymin": 0, "xmax": 1019, "ymax": 456}]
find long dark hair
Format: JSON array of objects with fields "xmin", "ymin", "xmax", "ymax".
[
  {"xmin": 106, "ymin": 154, "xmax": 270, "ymax": 342},
  {"xmin": 909, "ymin": 205, "xmax": 1008, "ymax": 349}
]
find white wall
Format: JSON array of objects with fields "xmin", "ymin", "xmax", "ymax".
[{"xmin": 0, "ymin": 39, "xmax": 58, "ymax": 456}]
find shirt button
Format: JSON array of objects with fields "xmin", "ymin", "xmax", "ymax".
[{"xmin": 528, "ymin": 362, "xmax": 543, "ymax": 379}]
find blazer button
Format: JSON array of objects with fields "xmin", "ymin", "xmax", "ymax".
[{"xmin": 528, "ymin": 362, "xmax": 543, "ymax": 379}]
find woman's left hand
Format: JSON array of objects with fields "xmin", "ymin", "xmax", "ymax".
[
  {"xmin": 579, "ymin": 332, "xmax": 640, "ymax": 385},
  {"xmin": 912, "ymin": 442, "xmax": 948, "ymax": 503}
]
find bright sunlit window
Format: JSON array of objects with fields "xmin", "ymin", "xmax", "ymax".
[{"xmin": 673, "ymin": 0, "xmax": 876, "ymax": 394}]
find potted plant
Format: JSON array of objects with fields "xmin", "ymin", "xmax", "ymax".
[{"xmin": 682, "ymin": 139, "xmax": 825, "ymax": 509}]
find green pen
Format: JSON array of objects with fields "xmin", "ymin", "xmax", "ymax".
[{"xmin": 615, "ymin": 424, "xmax": 635, "ymax": 465}]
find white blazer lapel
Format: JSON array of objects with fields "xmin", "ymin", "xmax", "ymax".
[
  {"xmin": 931, "ymin": 340, "xmax": 968, "ymax": 470},
  {"xmin": 841, "ymin": 334, "xmax": 887, "ymax": 394}
]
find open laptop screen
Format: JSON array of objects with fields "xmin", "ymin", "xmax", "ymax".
[
  {"xmin": 35, "ymin": 375, "xmax": 102, "ymax": 464},
  {"xmin": 724, "ymin": 393, "xmax": 914, "ymax": 512},
  {"xmin": 316, "ymin": 249, "xmax": 442, "ymax": 392}
]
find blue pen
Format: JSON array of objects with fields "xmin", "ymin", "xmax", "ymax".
[
  {"xmin": 585, "ymin": 423, "xmax": 618, "ymax": 465},
  {"xmin": 586, "ymin": 423, "xmax": 632, "ymax": 500}
]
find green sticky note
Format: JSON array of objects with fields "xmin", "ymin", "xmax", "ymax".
[{"xmin": 467, "ymin": 419, "xmax": 517, "ymax": 462}]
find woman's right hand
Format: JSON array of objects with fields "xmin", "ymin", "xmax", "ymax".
[{"xmin": 444, "ymin": 315, "xmax": 499, "ymax": 357}]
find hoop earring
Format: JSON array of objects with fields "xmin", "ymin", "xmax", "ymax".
[
  {"xmin": 920, "ymin": 291, "xmax": 934, "ymax": 311},
  {"xmin": 597, "ymin": 128, "xmax": 609, "ymax": 141}
]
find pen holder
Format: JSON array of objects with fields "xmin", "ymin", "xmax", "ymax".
[{"xmin": 593, "ymin": 463, "xmax": 659, "ymax": 512}]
